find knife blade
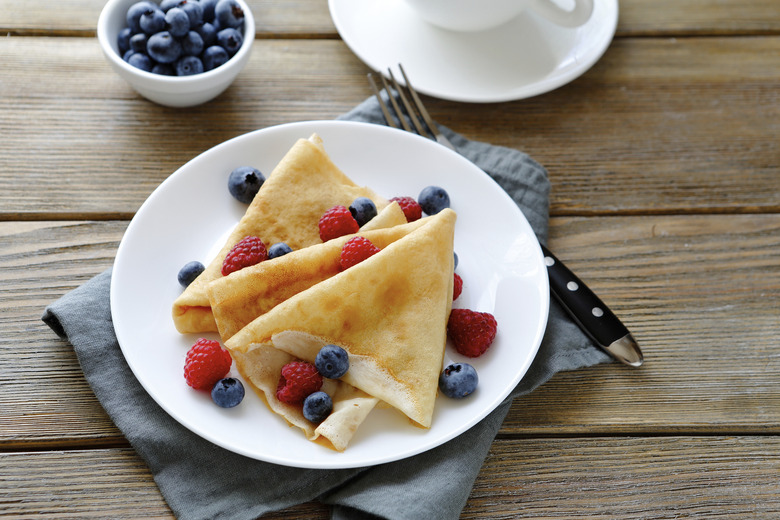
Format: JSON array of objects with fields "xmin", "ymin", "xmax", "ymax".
[{"xmin": 540, "ymin": 244, "xmax": 643, "ymax": 367}]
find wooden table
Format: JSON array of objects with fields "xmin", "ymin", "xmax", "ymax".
[{"xmin": 2, "ymin": 1, "xmax": 779, "ymax": 517}]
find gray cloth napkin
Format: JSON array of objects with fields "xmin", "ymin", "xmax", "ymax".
[{"xmin": 42, "ymin": 96, "xmax": 611, "ymax": 520}]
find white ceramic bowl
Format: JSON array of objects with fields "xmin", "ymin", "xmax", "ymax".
[{"xmin": 97, "ymin": 0, "xmax": 255, "ymax": 107}]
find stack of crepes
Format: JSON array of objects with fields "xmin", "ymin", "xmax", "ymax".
[{"xmin": 172, "ymin": 134, "xmax": 457, "ymax": 451}]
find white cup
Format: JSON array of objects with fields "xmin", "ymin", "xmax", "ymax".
[{"xmin": 403, "ymin": 0, "xmax": 594, "ymax": 32}]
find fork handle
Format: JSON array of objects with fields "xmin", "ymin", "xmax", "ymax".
[{"xmin": 541, "ymin": 245, "xmax": 643, "ymax": 367}]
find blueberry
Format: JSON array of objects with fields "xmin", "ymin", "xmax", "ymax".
[
  {"xmin": 139, "ymin": 8, "xmax": 166, "ymax": 35},
  {"xmin": 349, "ymin": 197, "xmax": 377, "ymax": 227},
  {"xmin": 200, "ymin": 0, "xmax": 219, "ymax": 22},
  {"xmin": 147, "ymin": 31, "xmax": 182, "ymax": 64},
  {"xmin": 268, "ymin": 242, "xmax": 293, "ymax": 259},
  {"xmin": 180, "ymin": 0, "xmax": 204, "ymax": 26},
  {"xmin": 152, "ymin": 63, "xmax": 176, "ymax": 75},
  {"xmin": 216, "ymin": 27, "xmax": 243, "ymax": 56},
  {"xmin": 302, "ymin": 391, "xmax": 333, "ymax": 423},
  {"xmin": 165, "ymin": 7, "xmax": 190, "ymax": 38},
  {"xmin": 227, "ymin": 166, "xmax": 264, "ymax": 203},
  {"xmin": 129, "ymin": 32, "xmax": 149, "ymax": 53},
  {"xmin": 127, "ymin": 52, "xmax": 153, "ymax": 72},
  {"xmin": 178, "ymin": 260, "xmax": 205, "ymax": 287},
  {"xmin": 211, "ymin": 378, "xmax": 245, "ymax": 408},
  {"xmin": 202, "ymin": 44, "xmax": 229, "ymax": 71},
  {"xmin": 159, "ymin": 0, "xmax": 182, "ymax": 12},
  {"xmin": 215, "ymin": 0, "xmax": 245, "ymax": 29},
  {"xmin": 453, "ymin": 251, "xmax": 459, "ymax": 270},
  {"xmin": 180, "ymin": 31, "xmax": 204, "ymax": 57},
  {"xmin": 175, "ymin": 55, "xmax": 204, "ymax": 75},
  {"xmin": 418, "ymin": 185, "xmax": 450, "ymax": 215},
  {"xmin": 117, "ymin": 27, "xmax": 133, "ymax": 54},
  {"xmin": 196, "ymin": 22, "xmax": 218, "ymax": 46},
  {"xmin": 439, "ymin": 363, "xmax": 478, "ymax": 399},
  {"xmin": 315, "ymin": 345, "xmax": 349, "ymax": 379},
  {"xmin": 126, "ymin": 1, "xmax": 157, "ymax": 33}
]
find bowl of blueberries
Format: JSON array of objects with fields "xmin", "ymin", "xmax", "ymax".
[{"xmin": 97, "ymin": 0, "xmax": 255, "ymax": 107}]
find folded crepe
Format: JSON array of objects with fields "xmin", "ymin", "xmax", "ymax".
[
  {"xmin": 225, "ymin": 209, "xmax": 457, "ymax": 430},
  {"xmin": 172, "ymin": 134, "xmax": 393, "ymax": 334},
  {"xmin": 231, "ymin": 345, "xmax": 379, "ymax": 452},
  {"xmin": 207, "ymin": 214, "xmax": 428, "ymax": 342}
]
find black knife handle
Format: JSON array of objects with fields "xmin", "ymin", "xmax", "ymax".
[{"xmin": 541, "ymin": 244, "xmax": 627, "ymax": 346}]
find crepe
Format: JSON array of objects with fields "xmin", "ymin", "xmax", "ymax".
[
  {"xmin": 207, "ymin": 213, "xmax": 427, "ymax": 342},
  {"xmin": 225, "ymin": 209, "xmax": 457, "ymax": 428},
  {"xmin": 231, "ymin": 344, "xmax": 379, "ymax": 452},
  {"xmin": 172, "ymin": 134, "xmax": 392, "ymax": 334}
]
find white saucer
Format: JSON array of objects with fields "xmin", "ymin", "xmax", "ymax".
[{"xmin": 329, "ymin": 0, "xmax": 618, "ymax": 103}]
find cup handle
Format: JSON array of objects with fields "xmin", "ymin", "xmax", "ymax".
[{"xmin": 526, "ymin": 0, "xmax": 594, "ymax": 27}]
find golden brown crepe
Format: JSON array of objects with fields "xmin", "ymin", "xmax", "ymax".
[
  {"xmin": 225, "ymin": 209, "xmax": 457, "ymax": 429},
  {"xmin": 172, "ymin": 134, "xmax": 392, "ymax": 334},
  {"xmin": 207, "ymin": 213, "xmax": 427, "ymax": 342}
]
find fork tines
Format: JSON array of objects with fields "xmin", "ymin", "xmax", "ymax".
[{"xmin": 368, "ymin": 64, "xmax": 452, "ymax": 149}]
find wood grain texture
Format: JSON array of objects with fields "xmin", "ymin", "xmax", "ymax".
[
  {"xmin": 1, "ymin": 37, "xmax": 778, "ymax": 218},
  {"xmin": 3, "ymin": 213, "xmax": 778, "ymax": 446},
  {"xmin": 2, "ymin": 437, "xmax": 779, "ymax": 519},
  {"xmin": 2, "ymin": 0, "xmax": 779, "ymax": 36},
  {"xmin": 3, "ymin": 0, "xmax": 779, "ymax": 517}
]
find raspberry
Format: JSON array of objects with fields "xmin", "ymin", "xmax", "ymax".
[
  {"xmin": 447, "ymin": 309, "xmax": 497, "ymax": 358},
  {"xmin": 453, "ymin": 273, "xmax": 463, "ymax": 300},
  {"xmin": 184, "ymin": 338, "xmax": 233, "ymax": 390},
  {"xmin": 389, "ymin": 196, "xmax": 422, "ymax": 222},
  {"xmin": 340, "ymin": 236, "xmax": 380, "ymax": 270},
  {"xmin": 222, "ymin": 236, "xmax": 267, "ymax": 276},
  {"xmin": 276, "ymin": 361, "xmax": 323, "ymax": 405},
  {"xmin": 319, "ymin": 205, "xmax": 359, "ymax": 242}
]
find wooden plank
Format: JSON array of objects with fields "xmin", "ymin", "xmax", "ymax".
[
  {"xmin": 506, "ymin": 213, "xmax": 780, "ymax": 434},
  {"xmin": 0, "ymin": 0, "xmax": 337, "ymax": 36},
  {"xmin": 2, "ymin": 0, "xmax": 779, "ymax": 36},
  {"xmin": 2, "ymin": 437, "xmax": 779, "ymax": 518},
  {"xmin": 2, "ymin": 213, "xmax": 778, "ymax": 446},
  {"xmin": 619, "ymin": 0, "xmax": 780, "ymax": 36},
  {"xmin": 0, "ymin": 37, "xmax": 778, "ymax": 218},
  {"xmin": 0, "ymin": 447, "xmax": 329, "ymax": 519},
  {"xmin": 463, "ymin": 436, "xmax": 780, "ymax": 518}
]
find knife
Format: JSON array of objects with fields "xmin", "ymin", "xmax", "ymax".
[{"xmin": 540, "ymin": 244, "xmax": 643, "ymax": 367}]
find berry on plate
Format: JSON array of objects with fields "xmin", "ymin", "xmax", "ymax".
[
  {"xmin": 447, "ymin": 309, "xmax": 498, "ymax": 358},
  {"xmin": 178, "ymin": 260, "xmax": 205, "ymax": 287},
  {"xmin": 339, "ymin": 236, "xmax": 380, "ymax": 270},
  {"xmin": 276, "ymin": 361, "xmax": 323, "ymax": 405},
  {"xmin": 389, "ymin": 196, "xmax": 422, "ymax": 222},
  {"xmin": 211, "ymin": 377, "xmax": 245, "ymax": 408},
  {"xmin": 319, "ymin": 205, "xmax": 359, "ymax": 242},
  {"xmin": 453, "ymin": 272, "xmax": 463, "ymax": 300},
  {"xmin": 302, "ymin": 391, "xmax": 333, "ymax": 423},
  {"xmin": 348, "ymin": 197, "xmax": 378, "ymax": 227},
  {"xmin": 315, "ymin": 345, "xmax": 350, "ymax": 379},
  {"xmin": 222, "ymin": 236, "xmax": 267, "ymax": 276},
  {"xmin": 418, "ymin": 185, "xmax": 450, "ymax": 215},
  {"xmin": 439, "ymin": 363, "xmax": 478, "ymax": 399},
  {"xmin": 268, "ymin": 242, "xmax": 293, "ymax": 259},
  {"xmin": 184, "ymin": 338, "xmax": 232, "ymax": 390},
  {"xmin": 228, "ymin": 166, "xmax": 265, "ymax": 204}
]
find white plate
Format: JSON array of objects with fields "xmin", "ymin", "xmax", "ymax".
[
  {"xmin": 111, "ymin": 120, "xmax": 549, "ymax": 469},
  {"xmin": 329, "ymin": 0, "xmax": 618, "ymax": 103}
]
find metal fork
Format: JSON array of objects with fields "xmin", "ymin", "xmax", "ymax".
[{"xmin": 367, "ymin": 65, "xmax": 456, "ymax": 152}]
